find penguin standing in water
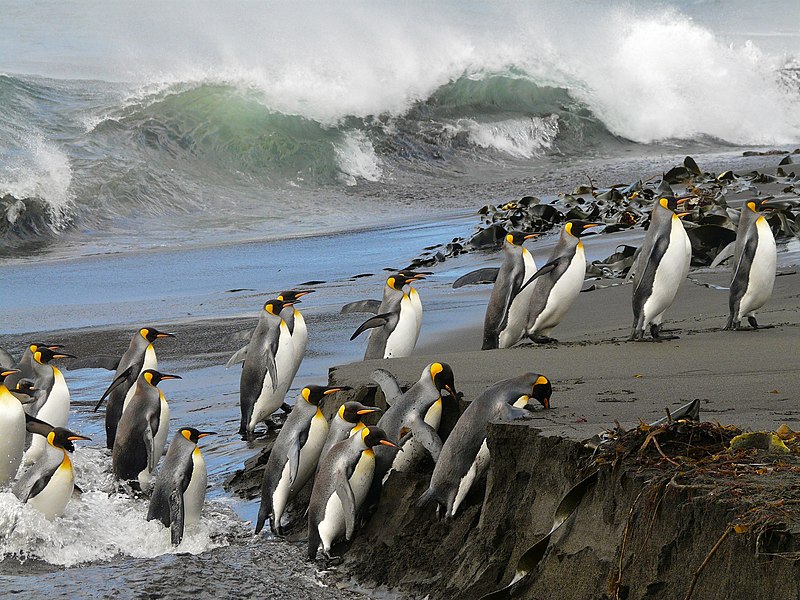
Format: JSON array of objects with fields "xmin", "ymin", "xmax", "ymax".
[
  {"xmin": 94, "ymin": 327, "xmax": 174, "ymax": 450},
  {"xmin": 308, "ymin": 426, "xmax": 398, "ymax": 560},
  {"xmin": 147, "ymin": 427, "xmax": 214, "ymax": 545},
  {"xmin": 318, "ymin": 401, "xmax": 382, "ymax": 466},
  {"xmin": 724, "ymin": 200, "xmax": 778, "ymax": 330},
  {"xmin": 112, "ymin": 369, "xmax": 181, "ymax": 491},
  {"xmin": 350, "ymin": 273, "xmax": 423, "ymax": 360},
  {"xmin": 14, "ymin": 427, "xmax": 90, "ymax": 520},
  {"xmin": 525, "ymin": 221, "xmax": 601, "ymax": 343},
  {"xmin": 630, "ymin": 197, "xmax": 692, "ymax": 341},
  {"xmin": 417, "ymin": 373, "xmax": 551, "ymax": 519},
  {"xmin": 255, "ymin": 385, "xmax": 349, "ymax": 536},
  {"xmin": 482, "ymin": 232, "xmax": 538, "ymax": 350},
  {"xmin": 239, "ymin": 298, "xmax": 296, "ymax": 436},
  {"xmin": 0, "ymin": 369, "xmax": 28, "ymax": 487}
]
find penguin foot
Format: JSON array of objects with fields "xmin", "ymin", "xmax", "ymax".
[
  {"xmin": 650, "ymin": 324, "xmax": 679, "ymax": 341},
  {"xmin": 529, "ymin": 335, "xmax": 558, "ymax": 344},
  {"xmin": 747, "ymin": 317, "xmax": 773, "ymax": 330}
]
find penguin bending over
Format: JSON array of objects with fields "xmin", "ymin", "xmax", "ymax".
[
  {"xmin": 630, "ymin": 197, "xmax": 691, "ymax": 341},
  {"xmin": 724, "ymin": 200, "xmax": 777, "ymax": 330},
  {"xmin": 148, "ymin": 427, "xmax": 214, "ymax": 545},
  {"xmin": 525, "ymin": 221, "xmax": 601, "ymax": 343},
  {"xmin": 112, "ymin": 369, "xmax": 181, "ymax": 491},
  {"xmin": 94, "ymin": 327, "xmax": 174, "ymax": 449},
  {"xmin": 255, "ymin": 385, "xmax": 349, "ymax": 536},
  {"xmin": 482, "ymin": 232, "xmax": 538, "ymax": 350},
  {"xmin": 418, "ymin": 373, "xmax": 551, "ymax": 519},
  {"xmin": 0, "ymin": 369, "xmax": 28, "ymax": 487},
  {"xmin": 318, "ymin": 401, "xmax": 382, "ymax": 469},
  {"xmin": 14, "ymin": 427, "xmax": 90, "ymax": 520},
  {"xmin": 308, "ymin": 426, "xmax": 398, "ymax": 560}
]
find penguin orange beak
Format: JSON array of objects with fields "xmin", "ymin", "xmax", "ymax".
[
  {"xmin": 52, "ymin": 352, "xmax": 77, "ymax": 359},
  {"xmin": 523, "ymin": 233, "xmax": 539, "ymax": 240},
  {"xmin": 323, "ymin": 386, "xmax": 351, "ymax": 395},
  {"xmin": 444, "ymin": 385, "xmax": 458, "ymax": 398},
  {"xmin": 198, "ymin": 432, "xmax": 216, "ymax": 438},
  {"xmin": 357, "ymin": 408, "xmax": 381, "ymax": 415},
  {"xmin": 159, "ymin": 374, "xmax": 182, "ymax": 380},
  {"xmin": 1, "ymin": 369, "xmax": 19, "ymax": 377},
  {"xmin": 675, "ymin": 212, "xmax": 691, "ymax": 218},
  {"xmin": 155, "ymin": 332, "xmax": 176, "ymax": 339},
  {"xmin": 67, "ymin": 434, "xmax": 92, "ymax": 441},
  {"xmin": 582, "ymin": 223, "xmax": 602, "ymax": 230},
  {"xmin": 379, "ymin": 439, "xmax": 399, "ymax": 449}
]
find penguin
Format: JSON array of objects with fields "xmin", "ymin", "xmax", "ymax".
[
  {"xmin": 630, "ymin": 197, "xmax": 692, "ymax": 341},
  {"xmin": 318, "ymin": 401, "xmax": 382, "ymax": 467},
  {"xmin": 394, "ymin": 271, "xmax": 426, "ymax": 348},
  {"xmin": 482, "ymin": 231, "xmax": 538, "ymax": 350},
  {"xmin": 147, "ymin": 427, "xmax": 214, "ymax": 545},
  {"xmin": 374, "ymin": 362, "xmax": 458, "ymax": 482},
  {"xmin": 94, "ymin": 327, "xmax": 174, "ymax": 450},
  {"xmin": 240, "ymin": 298, "xmax": 296, "ymax": 436},
  {"xmin": 14, "ymin": 427, "xmax": 90, "ymax": 520},
  {"xmin": 112, "ymin": 369, "xmax": 181, "ymax": 491},
  {"xmin": 724, "ymin": 200, "xmax": 778, "ymax": 330},
  {"xmin": 3, "ymin": 343, "xmax": 63, "ymax": 388},
  {"xmin": 255, "ymin": 385, "xmax": 350, "ymax": 535},
  {"xmin": 308, "ymin": 426, "xmax": 398, "ymax": 560},
  {"xmin": 524, "ymin": 221, "xmax": 601, "ymax": 343},
  {"xmin": 350, "ymin": 273, "xmax": 423, "ymax": 360},
  {"xmin": 417, "ymin": 373, "xmax": 551, "ymax": 519},
  {"xmin": 0, "ymin": 369, "xmax": 27, "ymax": 487}
]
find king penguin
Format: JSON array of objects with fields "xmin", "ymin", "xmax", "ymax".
[
  {"xmin": 147, "ymin": 427, "xmax": 214, "ymax": 545},
  {"xmin": 239, "ymin": 298, "xmax": 296, "ymax": 436},
  {"xmin": 350, "ymin": 273, "xmax": 422, "ymax": 360},
  {"xmin": 724, "ymin": 200, "xmax": 778, "ymax": 330},
  {"xmin": 417, "ymin": 373, "xmax": 551, "ymax": 519},
  {"xmin": 482, "ymin": 231, "xmax": 538, "ymax": 350},
  {"xmin": 318, "ymin": 401, "xmax": 382, "ymax": 467},
  {"xmin": 14, "ymin": 427, "xmax": 90, "ymax": 520},
  {"xmin": 525, "ymin": 221, "xmax": 601, "ymax": 343},
  {"xmin": 255, "ymin": 385, "xmax": 349, "ymax": 535},
  {"xmin": 94, "ymin": 327, "xmax": 174, "ymax": 450},
  {"xmin": 630, "ymin": 197, "xmax": 692, "ymax": 341},
  {"xmin": 0, "ymin": 369, "xmax": 27, "ymax": 487},
  {"xmin": 112, "ymin": 369, "xmax": 181, "ymax": 491},
  {"xmin": 308, "ymin": 426, "xmax": 398, "ymax": 560},
  {"xmin": 395, "ymin": 271, "xmax": 426, "ymax": 348}
]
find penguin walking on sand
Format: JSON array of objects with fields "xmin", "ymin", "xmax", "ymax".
[
  {"xmin": 13, "ymin": 427, "xmax": 90, "ymax": 520},
  {"xmin": 724, "ymin": 200, "xmax": 778, "ymax": 330},
  {"xmin": 630, "ymin": 197, "xmax": 692, "ymax": 341},
  {"xmin": 308, "ymin": 426, "xmax": 398, "ymax": 561},
  {"xmin": 94, "ymin": 327, "xmax": 174, "ymax": 450},
  {"xmin": 112, "ymin": 369, "xmax": 181, "ymax": 491},
  {"xmin": 318, "ymin": 401, "xmax": 382, "ymax": 467},
  {"xmin": 239, "ymin": 298, "xmax": 296, "ymax": 436},
  {"xmin": 417, "ymin": 373, "xmax": 551, "ymax": 519},
  {"xmin": 255, "ymin": 385, "xmax": 349, "ymax": 536},
  {"xmin": 0, "ymin": 369, "xmax": 28, "ymax": 487},
  {"xmin": 350, "ymin": 273, "xmax": 423, "ymax": 360},
  {"xmin": 525, "ymin": 221, "xmax": 601, "ymax": 343},
  {"xmin": 482, "ymin": 232, "xmax": 538, "ymax": 350},
  {"xmin": 147, "ymin": 427, "xmax": 214, "ymax": 545}
]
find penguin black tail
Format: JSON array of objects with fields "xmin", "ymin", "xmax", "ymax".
[
  {"xmin": 415, "ymin": 488, "xmax": 436, "ymax": 510},
  {"xmin": 307, "ymin": 524, "xmax": 321, "ymax": 561},
  {"xmin": 254, "ymin": 503, "xmax": 270, "ymax": 535}
]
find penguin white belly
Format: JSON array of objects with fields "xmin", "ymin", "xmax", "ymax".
[
  {"xmin": 499, "ymin": 249, "xmax": 537, "ymax": 348},
  {"xmin": 286, "ymin": 311, "xmax": 307, "ymax": 385},
  {"xmin": 738, "ymin": 219, "xmax": 776, "ymax": 318},
  {"xmin": 23, "ymin": 370, "xmax": 70, "ymax": 466},
  {"xmin": 0, "ymin": 395, "xmax": 25, "ymax": 486},
  {"xmin": 391, "ymin": 399, "xmax": 442, "ymax": 473},
  {"xmin": 384, "ymin": 296, "xmax": 417, "ymax": 359},
  {"xmin": 409, "ymin": 288, "xmax": 423, "ymax": 345},
  {"xmin": 29, "ymin": 457, "xmax": 74, "ymax": 520},
  {"xmin": 183, "ymin": 447, "xmax": 207, "ymax": 527},
  {"xmin": 123, "ymin": 345, "xmax": 157, "ymax": 414},
  {"xmin": 318, "ymin": 449, "xmax": 375, "ymax": 552},
  {"xmin": 153, "ymin": 396, "xmax": 170, "ymax": 468},
  {"xmin": 250, "ymin": 325, "xmax": 295, "ymax": 428},
  {"xmin": 290, "ymin": 412, "xmax": 329, "ymax": 493},
  {"xmin": 643, "ymin": 218, "xmax": 690, "ymax": 326},
  {"xmin": 452, "ymin": 439, "xmax": 490, "ymax": 517},
  {"xmin": 272, "ymin": 462, "xmax": 293, "ymax": 528},
  {"xmin": 530, "ymin": 246, "xmax": 586, "ymax": 335}
]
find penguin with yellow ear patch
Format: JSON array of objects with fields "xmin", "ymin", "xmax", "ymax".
[
  {"xmin": 318, "ymin": 401, "xmax": 382, "ymax": 468},
  {"xmin": 14, "ymin": 427, "xmax": 90, "ymax": 520},
  {"xmin": 255, "ymin": 385, "xmax": 350, "ymax": 535},
  {"xmin": 147, "ymin": 427, "xmax": 214, "ymax": 545},
  {"xmin": 525, "ymin": 221, "xmax": 601, "ymax": 343},
  {"xmin": 0, "ymin": 369, "xmax": 28, "ymax": 487},
  {"xmin": 724, "ymin": 200, "xmax": 778, "ymax": 330}
]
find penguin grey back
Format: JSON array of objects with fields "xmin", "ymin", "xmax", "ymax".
[
  {"xmin": 147, "ymin": 429, "xmax": 197, "ymax": 544},
  {"xmin": 482, "ymin": 233, "xmax": 529, "ymax": 350},
  {"xmin": 112, "ymin": 374, "xmax": 161, "ymax": 487}
]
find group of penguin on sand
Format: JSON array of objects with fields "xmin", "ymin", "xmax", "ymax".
[{"xmin": 0, "ymin": 189, "xmax": 779, "ymax": 560}]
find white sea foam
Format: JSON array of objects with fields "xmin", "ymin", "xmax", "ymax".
[
  {"xmin": 334, "ymin": 130, "xmax": 383, "ymax": 186},
  {"xmin": 459, "ymin": 115, "xmax": 560, "ymax": 159}
]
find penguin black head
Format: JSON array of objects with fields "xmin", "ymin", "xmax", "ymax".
[
  {"xmin": 531, "ymin": 375, "xmax": 552, "ymax": 409},
  {"xmin": 47, "ymin": 427, "xmax": 91, "ymax": 452},
  {"xmin": 339, "ymin": 401, "xmax": 381, "ymax": 423},
  {"xmin": 277, "ymin": 289, "xmax": 315, "ymax": 304},
  {"xmin": 361, "ymin": 426, "xmax": 399, "ymax": 449},
  {"xmin": 263, "ymin": 298, "xmax": 290, "ymax": 316},
  {"xmin": 28, "ymin": 342, "xmax": 64, "ymax": 354},
  {"xmin": 140, "ymin": 327, "xmax": 175, "ymax": 342},
  {"xmin": 301, "ymin": 385, "xmax": 352, "ymax": 406},
  {"xmin": 565, "ymin": 221, "xmax": 602, "ymax": 238},
  {"xmin": 387, "ymin": 273, "xmax": 419, "ymax": 291},
  {"xmin": 179, "ymin": 427, "xmax": 215, "ymax": 444},
  {"xmin": 0, "ymin": 369, "xmax": 19, "ymax": 384},
  {"xmin": 505, "ymin": 231, "xmax": 538, "ymax": 246},
  {"xmin": 395, "ymin": 270, "xmax": 429, "ymax": 282},
  {"xmin": 34, "ymin": 347, "xmax": 76, "ymax": 364},
  {"xmin": 658, "ymin": 196, "xmax": 678, "ymax": 211},
  {"xmin": 142, "ymin": 369, "xmax": 182, "ymax": 386},
  {"xmin": 429, "ymin": 362, "xmax": 458, "ymax": 399}
]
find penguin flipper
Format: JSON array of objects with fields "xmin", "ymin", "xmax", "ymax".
[
  {"xmin": 23, "ymin": 464, "xmax": 59, "ymax": 502},
  {"xmin": 95, "ymin": 365, "xmax": 134, "ymax": 412},
  {"xmin": 452, "ymin": 267, "xmax": 500, "ymax": 288},
  {"xmin": 520, "ymin": 257, "xmax": 569, "ymax": 292},
  {"xmin": 64, "ymin": 355, "xmax": 120, "ymax": 371},
  {"xmin": 341, "ymin": 299, "xmax": 382, "ymax": 314},
  {"xmin": 266, "ymin": 344, "xmax": 279, "ymax": 392},
  {"xmin": 350, "ymin": 313, "xmax": 392, "ymax": 341},
  {"xmin": 144, "ymin": 426, "xmax": 156, "ymax": 474},
  {"xmin": 225, "ymin": 346, "xmax": 248, "ymax": 368},
  {"xmin": 370, "ymin": 369, "xmax": 402, "ymax": 405},
  {"xmin": 0, "ymin": 346, "xmax": 15, "ymax": 369},
  {"xmin": 410, "ymin": 420, "xmax": 444, "ymax": 463},
  {"xmin": 335, "ymin": 474, "xmax": 357, "ymax": 540},
  {"xmin": 288, "ymin": 437, "xmax": 302, "ymax": 488},
  {"xmin": 710, "ymin": 241, "xmax": 736, "ymax": 268},
  {"xmin": 169, "ymin": 490, "xmax": 185, "ymax": 545}
]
